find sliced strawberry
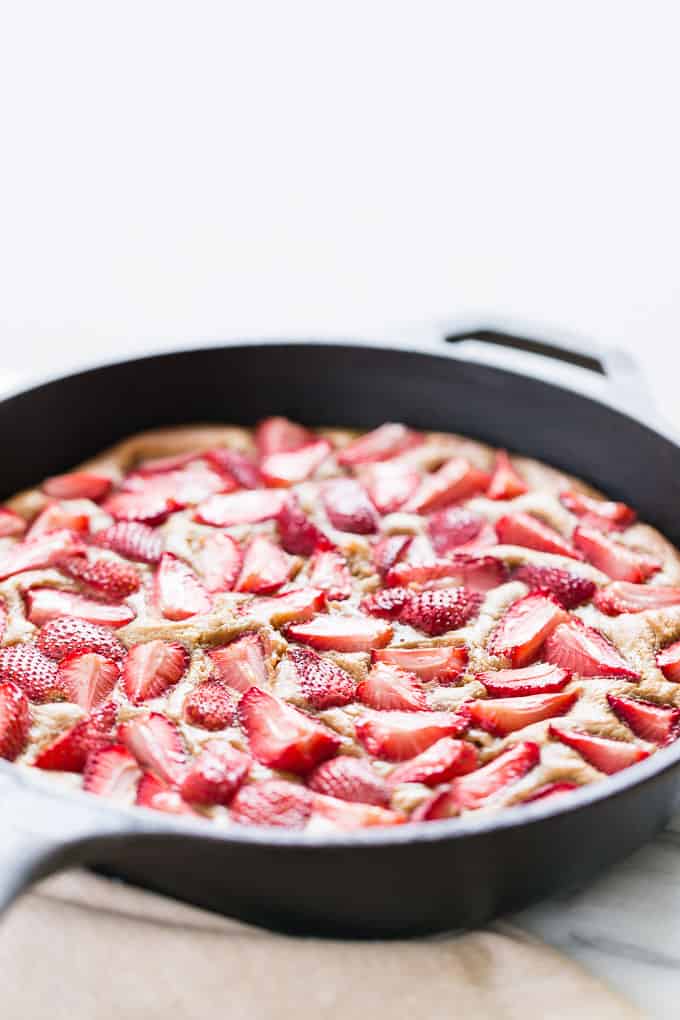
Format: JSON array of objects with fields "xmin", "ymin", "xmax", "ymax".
[
  {"xmin": 247, "ymin": 587, "xmax": 325, "ymax": 626},
  {"xmin": 371, "ymin": 535, "xmax": 412, "ymax": 577},
  {"xmin": 276, "ymin": 496, "xmax": 333, "ymax": 556},
  {"xmin": 477, "ymin": 662, "xmax": 570, "ymax": 697},
  {"xmin": 512, "ymin": 564, "xmax": 596, "ymax": 609},
  {"xmin": 486, "ymin": 450, "xmax": 528, "ymax": 500},
  {"xmin": 34, "ymin": 702, "xmax": 116, "ymax": 772},
  {"xmin": 356, "ymin": 661, "xmax": 427, "ymax": 711},
  {"xmin": 136, "ymin": 772, "xmax": 196, "ymax": 815},
  {"xmin": 0, "ymin": 643, "xmax": 64, "ymax": 702},
  {"xmin": 255, "ymin": 417, "xmax": 314, "ymax": 458},
  {"xmin": 183, "ymin": 679, "xmax": 238, "ymax": 730},
  {"xmin": 405, "ymin": 458, "xmax": 490, "ymax": 514},
  {"xmin": 0, "ymin": 528, "xmax": 86, "ymax": 581},
  {"xmin": 288, "ymin": 646, "xmax": 355, "ymax": 708},
  {"xmin": 207, "ymin": 634, "xmax": 267, "ymax": 693},
  {"xmin": 118, "ymin": 712, "xmax": 187, "ymax": 785},
  {"xmin": 373, "ymin": 645, "xmax": 468, "ymax": 684},
  {"xmin": 155, "ymin": 553, "xmax": 212, "ymax": 620},
  {"xmin": 496, "ymin": 512, "xmax": 581, "ymax": 559},
  {"xmin": 560, "ymin": 490, "xmax": 636, "ymax": 529},
  {"xmin": 307, "ymin": 757, "xmax": 391, "ymax": 806},
  {"xmin": 135, "ymin": 451, "xmax": 200, "ymax": 475},
  {"xmin": 388, "ymin": 737, "xmax": 478, "ymax": 786},
  {"xmin": 594, "ymin": 581, "xmax": 680, "ymax": 616},
  {"xmin": 657, "ymin": 641, "xmax": 680, "ymax": 683},
  {"xmin": 287, "ymin": 614, "xmax": 393, "ymax": 652},
  {"xmin": 205, "ymin": 448, "xmax": 262, "ymax": 489},
  {"xmin": 573, "ymin": 526, "xmax": 660, "ymax": 582},
  {"xmin": 193, "ymin": 532, "xmax": 242, "ymax": 593},
  {"xmin": 549, "ymin": 723, "xmax": 649, "ymax": 774},
  {"xmin": 27, "ymin": 503, "xmax": 90, "ymax": 539},
  {"xmin": 488, "ymin": 592, "xmax": 568, "ymax": 668},
  {"xmin": 0, "ymin": 508, "xmax": 27, "ymax": 538},
  {"xmin": 322, "ymin": 479, "xmax": 379, "ymax": 535},
  {"xmin": 60, "ymin": 553, "xmax": 141, "ymax": 600},
  {"xmin": 387, "ymin": 553, "xmax": 507, "ymax": 593},
  {"xmin": 361, "ymin": 586, "xmax": 411, "ymax": 620},
  {"xmin": 311, "ymin": 794, "xmax": 405, "ymax": 828},
  {"xmin": 607, "ymin": 693, "xmax": 680, "ymax": 745},
  {"xmin": 122, "ymin": 460, "xmax": 233, "ymax": 506},
  {"xmin": 544, "ymin": 619, "xmax": 640, "ymax": 679},
  {"xmin": 467, "ymin": 690, "xmax": 577, "ymax": 736},
  {"xmin": 37, "ymin": 616, "xmax": 125, "ymax": 662},
  {"xmin": 195, "ymin": 489, "xmax": 287, "ymax": 527},
  {"xmin": 337, "ymin": 423, "xmax": 422, "ymax": 466},
  {"xmin": 59, "ymin": 652, "xmax": 120, "ymax": 711},
  {"xmin": 307, "ymin": 550, "xmax": 352, "ymax": 600},
  {"xmin": 428, "ymin": 507, "xmax": 497, "ymax": 556},
  {"xmin": 92, "ymin": 521, "xmax": 163, "ymax": 564},
  {"xmin": 261, "ymin": 438, "xmax": 331, "ymax": 487},
  {"xmin": 355, "ymin": 709, "xmax": 469, "ymax": 761},
  {"xmin": 102, "ymin": 490, "xmax": 179, "ymax": 525},
  {"xmin": 525, "ymin": 781, "xmax": 578, "ymax": 802},
  {"xmin": 123, "ymin": 640, "xmax": 189, "ymax": 704},
  {"xmin": 83, "ymin": 745, "xmax": 142, "ymax": 801},
  {"xmin": 416, "ymin": 741, "xmax": 540, "ymax": 817},
  {"xmin": 26, "ymin": 588, "xmax": 136, "ymax": 628},
  {"xmin": 180, "ymin": 740, "xmax": 251, "ymax": 805},
  {"xmin": 235, "ymin": 536, "xmax": 294, "ymax": 594},
  {"xmin": 398, "ymin": 588, "xmax": 483, "ymax": 636},
  {"xmin": 43, "ymin": 471, "xmax": 112, "ymax": 501},
  {"xmin": 238, "ymin": 687, "xmax": 340, "ymax": 773},
  {"xmin": 0, "ymin": 681, "xmax": 30, "ymax": 760},
  {"xmin": 230, "ymin": 779, "xmax": 313, "ymax": 829},
  {"xmin": 364, "ymin": 465, "xmax": 421, "ymax": 515}
]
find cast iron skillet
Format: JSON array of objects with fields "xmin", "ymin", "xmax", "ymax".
[{"xmin": 1, "ymin": 325, "xmax": 680, "ymax": 938}]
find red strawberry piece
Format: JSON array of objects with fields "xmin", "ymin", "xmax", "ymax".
[
  {"xmin": 276, "ymin": 496, "xmax": 333, "ymax": 556},
  {"xmin": 486, "ymin": 450, "xmax": 528, "ymax": 500},
  {"xmin": 38, "ymin": 618, "xmax": 126, "ymax": 664},
  {"xmin": 387, "ymin": 554, "xmax": 507, "ymax": 594},
  {"xmin": 135, "ymin": 451, "xmax": 201, "ymax": 475},
  {"xmin": 363, "ymin": 464, "xmax": 421, "ymax": 514},
  {"xmin": 155, "ymin": 553, "xmax": 212, "ymax": 620},
  {"xmin": 607, "ymin": 692, "xmax": 680, "ymax": 745},
  {"xmin": 247, "ymin": 587, "xmax": 325, "ymax": 626},
  {"xmin": 43, "ymin": 471, "xmax": 112, "ymax": 501},
  {"xmin": 180, "ymin": 740, "xmax": 251, "ymax": 805},
  {"xmin": 0, "ymin": 681, "xmax": 30, "ymax": 760},
  {"xmin": 397, "ymin": 588, "xmax": 484, "ymax": 637},
  {"xmin": 261, "ymin": 438, "xmax": 332, "ymax": 487},
  {"xmin": 119, "ymin": 712, "xmax": 187, "ymax": 785},
  {"xmin": 371, "ymin": 535, "xmax": 412, "ymax": 577},
  {"xmin": 208, "ymin": 634, "xmax": 267, "ymax": 693},
  {"xmin": 59, "ymin": 652, "xmax": 120, "ymax": 711},
  {"xmin": 193, "ymin": 532, "xmax": 242, "ymax": 593},
  {"xmin": 356, "ymin": 661, "xmax": 427, "ymax": 711},
  {"xmin": 307, "ymin": 756, "xmax": 391, "ymax": 806},
  {"xmin": 27, "ymin": 504, "xmax": 90, "ymax": 539},
  {"xmin": 549, "ymin": 723, "xmax": 649, "ymax": 774},
  {"xmin": 123, "ymin": 640, "xmax": 189, "ymax": 704},
  {"xmin": 496, "ymin": 512, "xmax": 581, "ymax": 559},
  {"xmin": 488, "ymin": 592, "xmax": 568, "ymax": 668},
  {"xmin": 195, "ymin": 489, "xmax": 287, "ymax": 527},
  {"xmin": 288, "ymin": 646, "xmax": 355, "ymax": 708},
  {"xmin": 512, "ymin": 563, "xmax": 596, "ymax": 609},
  {"xmin": 60, "ymin": 553, "xmax": 141, "ymax": 600},
  {"xmin": 405, "ymin": 457, "xmax": 490, "ymax": 514},
  {"xmin": 560, "ymin": 490, "xmax": 636, "ymax": 529},
  {"xmin": 287, "ymin": 614, "xmax": 393, "ymax": 652},
  {"xmin": 388, "ymin": 737, "xmax": 478, "ymax": 786},
  {"xmin": 573, "ymin": 526, "xmax": 660, "ymax": 582},
  {"xmin": 235, "ymin": 536, "xmax": 294, "ymax": 594},
  {"xmin": 338, "ymin": 423, "xmax": 422, "ymax": 466},
  {"xmin": 83, "ymin": 744, "xmax": 142, "ymax": 801},
  {"xmin": 136, "ymin": 771, "xmax": 197, "ymax": 815},
  {"xmin": 230, "ymin": 779, "xmax": 313, "ymax": 829},
  {"xmin": 122, "ymin": 460, "xmax": 233, "ymax": 506},
  {"xmin": 594, "ymin": 582, "xmax": 680, "ymax": 616},
  {"xmin": 355, "ymin": 709, "xmax": 470, "ymax": 761},
  {"xmin": 183, "ymin": 679, "xmax": 238, "ymax": 729},
  {"xmin": 322, "ymin": 479, "xmax": 379, "ymax": 535},
  {"xmin": 238, "ymin": 687, "xmax": 340, "ymax": 773},
  {"xmin": 428, "ymin": 507, "xmax": 497, "ymax": 556},
  {"xmin": 307, "ymin": 550, "xmax": 352, "ymax": 600},
  {"xmin": 27, "ymin": 588, "xmax": 136, "ymax": 628},
  {"xmin": 544, "ymin": 619, "xmax": 640, "ymax": 678},
  {"xmin": 525, "ymin": 781, "xmax": 578, "ymax": 802},
  {"xmin": 0, "ymin": 508, "xmax": 27, "ymax": 538},
  {"xmin": 416, "ymin": 741, "xmax": 540, "ymax": 818},
  {"xmin": 0, "ymin": 643, "xmax": 64, "ymax": 702},
  {"xmin": 0, "ymin": 528, "xmax": 86, "ymax": 581},
  {"xmin": 467, "ymin": 690, "xmax": 577, "ymax": 736},
  {"xmin": 477, "ymin": 662, "xmax": 570, "ymax": 697},
  {"xmin": 92, "ymin": 521, "xmax": 163, "ymax": 564},
  {"xmin": 205, "ymin": 448, "xmax": 262, "ymax": 489},
  {"xmin": 361, "ymin": 586, "xmax": 411, "ymax": 620},
  {"xmin": 373, "ymin": 645, "xmax": 468, "ymax": 683},
  {"xmin": 657, "ymin": 641, "xmax": 680, "ymax": 682},
  {"xmin": 255, "ymin": 417, "xmax": 314, "ymax": 458},
  {"xmin": 34, "ymin": 703, "xmax": 116, "ymax": 772},
  {"xmin": 311, "ymin": 794, "xmax": 406, "ymax": 828},
  {"xmin": 102, "ymin": 490, "xmax": 179, "ymax": 526}
]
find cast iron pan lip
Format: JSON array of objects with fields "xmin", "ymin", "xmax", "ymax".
[{"xmin": 3, "ymin": 337, "xmax": 680, "ymax": 850}]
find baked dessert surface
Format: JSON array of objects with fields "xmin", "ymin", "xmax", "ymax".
[{"xmin": 2, "ymin": 418, "xmax": 680, "ymax": 832}]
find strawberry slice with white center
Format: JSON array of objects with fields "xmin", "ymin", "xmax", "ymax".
[
  {"xmin": 34, "ymin": 700, "xmax": 116, "ymax": 772},
  {"xmin": 560, "ymin": 490, "xmax": 636, "ymax": 529},
  {"xmin": 183, "ymin": 679, "xmax": 238, "ymax": 730},
  {"xmin": 405, "ymin": 457, "xmax": 490, "ymax": 514},
  {"xmin": 102, "ymin": 490, "xmax": 180, "ymax": 526},
  {"xmin": 525, "ymin": 781, "xmax": 578, "ymax": 802},
  {"xmin": 193, "ymin": 532, "xmax": 242, "ymax": 593},
  {"xmin": 43, "ymin": 471, "xmax": 112, "ymax": 501},
  {"xmin": 58, "ymin": 652, "xmax": 120, "ymax": 711},
  {"xmin": 496, "ymin": 512, "xmax": 581, "ymax": 560},
  {"xmin": 287, "ymin": 614, "xmax": 393, "ymax": 652},
  {"xmin": 387, "ymin": 554, "xmax": 507, "ymax": 593},
  {"xmin": 356, "ymin": 661, "xmax": 427, "ymax": 711},
  {"xmin": 235, "ymin": 536, "xmax": 294, "ymax": 594},
  {"xmin": 205, "ymin": 448, "xmax": 262, "ymax": 490},
  {"xmin": 122, "ymin": 460, "xmax": 233, "ymax": 506},
  {"xmin": 607, "ymin": 693, "xmax": 680, "ymax": 745},
  {"xmin": 0, "ymin": 508, "xmax": 27, "ymax": 538},
  {"xmin": 230, "ymin": 779, "xmax": 313, "ymax": 829},
  {"xmin": 544, "ymin": 619, "xmax": 640, "ymax": 679},
  {"xmin": 0, "ymin": 528, "xmax": 86, "ymax": 581},
  {"xmin": 27, "ymin": 504, "xmax": 90, "ymax": 539},
  {"xmin": 488, "ymin": 592, "xmax": 568, "ymax": 668},
  {"xmin": 276, "ymin": 497, "xmax": 333, "ymax": 556},
  {"xmin": 512, "ymin": 564, "xmax": 596, "ymax": 609},
  {"xmin": 549, "ymin": 723, "xmax": 649, "ymax": 774},
  {"xmin": 37, "ymin": 616, "xmax": 126, "ymax": 662},
  {"xmin": 573, "ymin": 526, "xmax": 660, "ymax": 582},
  {"xmin": 594, "ymin": 582, "xmax": 680, "ymax": 616},
  {"xmin": 180, "ymin": 740, "xmax": 252, "ymax": 805},
  {"xmin": 26, "ymin": 588, "xmax": 136, "ymax": 628},
  {"xmin": 307, "ymin": 550, "xmax": 352, "ymax": 600},
  {"xmin": 337, "ymin": 423, "xmax": 422, "ymax": 466},
  {"xmin": 428, "ymin": 507, "xmax": 496, "ymax": 556},
  {"xmin": 123, "ymin": 640, "xmax": 189, "ymax": 705},
  {"xmin": 208, "ymin": 633, "xmax": 267, "ymax": 693},
  {"xmin": 238, "ymin": 687, "xmax": 340, "ymax": 773},
  {"xmin": 362, "ymin": 464, "xmax": 421, "ymax": 514},
  {"xmin": 467, "ymin": 690, "xmax": 578, "ymax": 736},
  {"xmin": 93, "ymin": 521, "xmax": 163, "ymax": 564},
  {"xmin": 136, "ymin": 772, "xmax": 197, "ymax": 815},
  {"xmin": 118, "ymin": 712, "xmax": 187, "ymax": 785},
  {"xmin": 355, "ymin": 709, "xmax": 470, "ymax": 761},
  {"xmin": 247, "ymin": 587, "xmax": 325, "ymax": 626},
  {"xmin": 261, "ymin": 438, "xmax": 332, "ymax": 487},
  {"xmin": 0, "ymin": 643, "xmax": 64, "ymax": 702},
  {"xmin": 372, "ymin": 645, "xmax": 468, "ymax": 684},
  {"xmin": 476, "ymin": 662, "xmax": 570, "ymax": 697},
  {"xmin": 371, "ymin": 535, "xmax": 412, "ymax": 577},
  {"xmin": 255, "ymin": 417, "xmax": 314, "ymax": 458},
  {"xmin": 657, "ymin": 641, "xmax": 680, "ymax": 682},
  {"xmin": 486, "ymin": 450, "xmax": 528, "ymax": 500},
  {"xmin": 311, "ymin": 794, "xmax": 406, "ymax": 829},
  {"xmin": 388, "ymin": 737, "xmax": 478, "ymax": 786},
  {"xmin": 60, "ymin": 553, "xmax": 141, "ymax": 601},
  {"xmin": 155, "ymin": 553, "xmax": 213, "ymax": 620},
  {"xmin": 307, "ymin": 757, "xmax": 391, "ymax": 806},
  {"xmin": 0, "ymin": 681, "xmax": 30, "ymax": 761},
  {"xmin": 288, "ymin": 646, "xmax": 355, "ymax": 708},
  {"xmin": 195, "ymin": 489, "xmax": 287, "ymax": 527},
  {"xmin": 322, "ymin": 479, "xmax": 379, "ymax": 535},
  {"xmin": 83, "ymin": 745, "xmax": 142, "ymax": 802}
]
